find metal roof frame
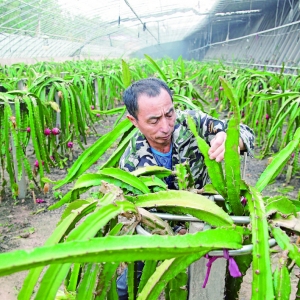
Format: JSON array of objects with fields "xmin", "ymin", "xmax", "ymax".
[{"xmin": 0, "ymin": 0, "xmax": 280, "ymax": 59}]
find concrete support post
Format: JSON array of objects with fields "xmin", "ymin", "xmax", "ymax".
[
  {"xmin": 54, "ymin": 72, "xmax": 68, "ymax": 146},
  {"xmin": 54, "ymin": 92, "xmax": 60, "ymax": 145},
  {"xmin": 188, "ymin": 222, "xmax": 226, "ymax": 300}
]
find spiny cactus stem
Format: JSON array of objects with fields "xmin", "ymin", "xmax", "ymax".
[{"xmin": 245, "ymin": 186, "xmax": 274, "ymax": 299}]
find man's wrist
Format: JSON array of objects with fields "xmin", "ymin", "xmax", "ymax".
[{"xmin": 239, "ymin": 138, "xmax": 246, "ymax": 151}]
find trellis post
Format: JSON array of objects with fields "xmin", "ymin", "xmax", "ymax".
[
  {"xmin": 10, "ymin": 80, "xmax": 27, "ymax": 199},
  {"xmin": 188, "ymin": 222, "xmax": 226, "ymax": 300}
]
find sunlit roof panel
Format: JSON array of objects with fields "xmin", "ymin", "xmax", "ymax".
[{"xmin": 0, "ymin": 0, "xmax": 221, "ymax": 58}]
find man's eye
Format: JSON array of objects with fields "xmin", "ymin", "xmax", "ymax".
[
  {"xmin": 166, "ymin": 113, "xmax": 173, "ymax": 118},
  {"xmin": 150, "ymin": 119, "xmax": 158, "ymax": 124}
]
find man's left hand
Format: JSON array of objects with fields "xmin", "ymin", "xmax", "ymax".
[
  {"xmin": 208, "ymin": 131, "xmax": 227, "ymax": 162},
  {"xmin": 208, "ymin": 132, "xmax": 245, "ymax": 162}
]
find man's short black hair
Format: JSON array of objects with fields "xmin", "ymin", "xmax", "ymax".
[{"xmin": 123, "ymin": 77, "xmax": 173, "ymax": 120}]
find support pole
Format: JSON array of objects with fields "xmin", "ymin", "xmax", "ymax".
[
  {"xmin": 188, "ymin": 222, "xmax": 226, "ymax": 300},
  {"xmin": 54, "ymin": 92, "xmax": 60, "ymax": 145},
  {"xmin": 10, "ymin": 80, "xmax": 27, "ymax": 199},
  {"xmin": 55, "ymin": 72, "xmax": 68, "ymax": 146}
]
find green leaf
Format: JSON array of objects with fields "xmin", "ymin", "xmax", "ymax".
[
  {"xmin": 93, "ymin": 224, "xmax": 124, "ymax": 299},
  {"xmin": 265, "ymin": 196, "xmax": 297, "ymax": 217},
  {"xmin": 67, "ymin": 263, "xmax": 81, "ymax": 292},
  {"xmin": 202, "ymin": 183, "xmax": 219, "ymax": 195},
  {"xmin": 19, "ymin": 201, "xmax": 96, "ymax": 300},
  {"xmin": 187, "ymin": 115, "xmax": 227, "ymax": 198},
  {"xmin": 175, "ymin": 163, "xmax": 194, "ymax": 190},
  {"xmin": 138, "ymin": 253, "xmax": 204, "ymax": 299},
  {"xmin": 224, "ymin": 117, "xmax": 243, "ymax": 215},
  {"xmin": 144, "ymin": 54, "xmax": 168, "ymax": 82},
  {"xmin": 98, "ymin": 168, "xmax": 150, "ymax": 194},
  {"xmin": 93, "ymin": 106, "xmax": 126, "ymax": 115},
  {"xmin": 99, "ymin": 127, "xmax": 138, "ymax": 170},
  {"xmin": 268, "ymin": 98, "xmax": 299, "ymax": 138},
  {"xmin": 220, "ymin": 77, "xmax": 243, "ymax": 215},
  {"xmin": 48, "ymin": 189, "xmax": 83, "ymax": 211},
  {"xmin": 256, "ymin": 127, "xmax": 300, "ymax": 192},
  {"xmin": 77, "ymin": 263, "xmax": 101, "ymax": 299},
  {"xmin": 131, "ymin": 190, "xmax": 233, "ymax": 226},
  {"xmin": 137, "ymin": 260, "xmax": 158, "ymax": 295},
  {"xmin": 53, "ymin": 119, "xmax": 133, "ymax": 190},
  {"xmin": 273, "ymin": 262, "xmax": 291, "ymax": 300},
  {"xmin": 168, "ymin": 271, "xmax": 188, "ymax": 300},
  {"xmin": 245, "ymin": 186, "xmax": 274, "ymax": 300},
  {"xmin": 34, "ymin": 195, "xmax": 137, "ymax": 299},
  {"xmin": 139, "ymin": 176, "xmax": 167, "ymax": 190},
  {"xmin": 58, "ymin": 200, "xmax": 91, "ymax": 225},
  {"xmin": 94, "ymin": 262, "xmax": 119, "ymax": 300},
  {"xmin": 173, "ymin": 94, "xmax": 203, "ymax": 110},
  {"xmin": 0, "ymin": 228, "xmax": 242, "ymax": 277},
  {"xmin": 72, "ymin": 170, "xmax": 150, "ymax": 196},
  {"xmin": 122, "ymin": 60, "xmax": 131, "ymax": 88},
  {"xmin": 179, "ymin": 55, "xmax": 185, "ymax": 78},
  {"xmin": 272, "ymin": 226, "xmax": 300, "ymax": 267},
  {"xmin": 131, "ymin": 166, "xmax": 172, "ymax": 179}
]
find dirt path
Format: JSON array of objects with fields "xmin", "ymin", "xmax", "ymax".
[
  {"xmin": 0, "ymin": 116, "xmax": 299, "ymax": 299},
  {"xmin": 0, "ymin": 205, "xmax": 64, "ymax": 299}
]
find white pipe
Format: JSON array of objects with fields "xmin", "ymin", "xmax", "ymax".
[
  {"xmin": 135, "ymin": 225, "xmax": 277, "ymax": 257},
  {"xmin": 153, "ymin": 212, "xmax": 250, "ymax": 224},
  {"xmin": 208, "ymin": 239, "xmax": 277, "ymax": 256}
]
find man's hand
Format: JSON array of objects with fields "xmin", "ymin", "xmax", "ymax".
[
  {"xmin": 208, "ymin": 132, "xmax": 245, "ymax": 162},
  {"xmin": 208, "ymin": 131, "xmax": 227, "ymax": 162}
]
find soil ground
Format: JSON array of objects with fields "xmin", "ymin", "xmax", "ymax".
[{"xmin": 0, "ymin": 115, "xmax": 299, "ymax": 300}]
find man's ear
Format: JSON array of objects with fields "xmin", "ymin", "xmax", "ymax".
[{"xmin": 127, "ymin": 115, "xmax": 138, "ymax": 127}]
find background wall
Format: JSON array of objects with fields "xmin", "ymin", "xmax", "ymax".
[{"xmin": 187, "ymin": 0, "xmax": 300, "ymax": 69}]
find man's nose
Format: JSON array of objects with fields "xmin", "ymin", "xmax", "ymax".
[{"xmin": 160, "ymin": 117, "xmax": 170, "ymax": 133}]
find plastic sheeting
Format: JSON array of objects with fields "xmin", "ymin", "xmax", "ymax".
[{"xmin": 0, "ymin": 0, "xmax": 220, "ymax": 58}]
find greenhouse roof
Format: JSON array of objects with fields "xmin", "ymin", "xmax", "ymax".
[
  {"xmin": 0, "ymin": 0, "xmax": 222, "ymax": 58},
  {"xmin": 0, "ymin": 0, "xmax": 273, "ymax": 60}
]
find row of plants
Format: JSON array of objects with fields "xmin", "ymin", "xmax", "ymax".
[
  {"xmin": 0, "ymin": 60, "xmax": 128, "ymax": 198},
  {"xmin": 1, "ymin": 57, "xmax": 299, "ymax": 199},
  {"xmin": 0, "ymin": 56, "xmax": 206, "ymax": 198},
  {"xmin": 0, "ymin": 77, "xmax": 299, "ymax": 299},
  {"xmin": 193, "ymin": 62, "xmax": 300, "ymax": 156}
]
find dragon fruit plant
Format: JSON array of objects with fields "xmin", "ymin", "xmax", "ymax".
[{"xmin": 0, "ymin": 77, "xmax": 299, "ymax": 300}]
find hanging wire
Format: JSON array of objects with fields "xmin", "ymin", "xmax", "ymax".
[
  {"xmin": 279, "ymin": 0, "xmax": 287, "ymax": 26},
  {"xmin": 123, "ymin": 0, "xmax": 160, "ymax": 44},
  {"xmin": 118, "ymin": 0, "xmax": 121, "ymax": 27},
  {"xmin": 288, "ymin": 0, "xmax": 294, "ymax": 9}
]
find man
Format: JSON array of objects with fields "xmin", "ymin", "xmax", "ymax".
[
  {"xmin": 119, "ymin": 77, "xmax": 255, "ymax": 189},
  {"xmin": 117, "ymin": 77, "xmax": 254, "ymax": 299}
]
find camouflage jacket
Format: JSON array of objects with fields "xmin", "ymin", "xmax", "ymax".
[{"xmin": 119, "ymin": 109, "xmax": 255, "ymax": 189}]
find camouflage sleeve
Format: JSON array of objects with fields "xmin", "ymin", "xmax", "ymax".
[
  {"xmin": 237, "ymin": 123, "xmax": 255, "ymax": 157},
  {"xmin": 185, "ymin": 110, "xmax": 255, "ymax": 156},
  {"xmin": 119, "ymin": 146, "xmax": 137, "ymax": 172}
]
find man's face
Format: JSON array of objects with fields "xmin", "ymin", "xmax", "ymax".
[{"xmin": 127, "ymin": 88, "xmax": 176, "ymax": 152}]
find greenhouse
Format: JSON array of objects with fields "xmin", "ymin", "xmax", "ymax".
[{"xmin": 0, "ymin": 0, "xmax": 300, "ymax": 299}]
